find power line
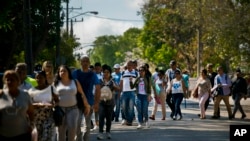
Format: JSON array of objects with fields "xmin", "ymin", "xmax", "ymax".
[{"xmin": 78, "ymin": 13, "xmax": 144, "ymax": 22}]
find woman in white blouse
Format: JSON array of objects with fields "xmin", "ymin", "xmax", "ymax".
[{"xmin": 28, "ymin": 71, "xmax": 58, "ymax": 141}]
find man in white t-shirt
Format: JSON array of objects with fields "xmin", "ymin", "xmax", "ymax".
[{"xmin": 120, "ymin": 61, "xmax": 138, "ymax": 126}]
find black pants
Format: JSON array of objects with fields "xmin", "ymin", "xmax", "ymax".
[
  {"xmin": 205, "ymin": 96, "xmax": 220, "ymax": 116},
  {"xmin": 0, "ymin": 132, "xmax": 31, "ymax": 141},
  {"xmin": 166, "ymin": 92, "xmax": 175, "ymax": 115}
]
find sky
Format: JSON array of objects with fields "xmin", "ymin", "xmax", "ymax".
[{"xmin": 63, "ymin": 0, "xmax": 145, "ymax": 48}]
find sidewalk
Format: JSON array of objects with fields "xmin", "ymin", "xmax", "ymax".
[{"xmin": 89, "ymin": 97, "xmax": 250, "ymax": 141}]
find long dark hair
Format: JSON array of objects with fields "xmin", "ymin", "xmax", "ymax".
[{"xmin": 54, "ymin": 65, "xmax": 73, "ymax": 87}]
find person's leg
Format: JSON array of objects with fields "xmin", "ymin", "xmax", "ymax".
[
  {"xmin": 232, "ymin": 94, "xmax": 240, "ymax": 117},
  {"xmin": 58, "ymin": 114, "xmax": 67, "ymax": 141},
  {"xmin": 120, "ymin": 92, "xmax": 127, "ymax": 123},
  {"xmin": 76, "ymin": 109, "xmax": 83, "ymax": 141},
  {"xmin": 237, "ymin": 96, "xmax": 246, "ymax": 117},
  {"xmin": 213, "ymin": 96, "xmax": 222, "ymax": 118},
  {"xmin": 149, "ymin": 97, "xmax": 158, "ymax": 119},
  {"xmin": 199, "ymin": 93, "xmax": 209, "ymax": 118},
  {"xmin": 142, "ymin": 95, "xmax": 149, "ymax": 122},
  {"xmin": 160, "ymin": 91, "xmax": 167, "ymax": 119},
  {"xmin": 222, "ymin": 95, "xmax": 233, "ymax": 118},
  {"xmin": 82, "ymin": 108, "xmax": 93, "ymax": 141},
  {"xmin": 98, "ymin": 104, "xmax": 105, "ymax": 133},
  {"xmin": 204, "ymin": 95, "xmax": 210, "ymax": 111},
  {"xmin": 166, "ymin": 93, "xmax": 174, "ymax": 117},
  {"xmin": 114, "ymin": 92, "xmax": 120, "ymax": 121},
  {"xmin": 135, "ymin": 95, "xmax": 143, "ymax": 125},
  {"xmin": 105, "ymin": 105, "xmax": 114, "ymax": 133},
  {"xmin": 127, "ymin": 91, "xmax": 135, "ymax": 124},
  {"xmin": 67, "ymin": 108, "xmax": 80, "ymax": 141},
  {"xmin": 176, "ymin": 94, "xmax": 183, "ymax": 119},
  {"xmin": 171, "ymin": 94, "xmax": 177, "ymax": 119}
]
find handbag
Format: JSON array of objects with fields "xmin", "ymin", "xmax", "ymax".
[
  {"xmin": 51, "ymin": 86, "xmax": 64, "ymax": 126},
  {"xmin": 53, "ymin": 106, "xmax": 65, "ymax": 126},
  {"xmin": 192, "ymin": 87, "xmax": 198, "ymax": 98},
  {"xmin": 74, "ymin": 80, "xmax": 85, "ymax": 111}
]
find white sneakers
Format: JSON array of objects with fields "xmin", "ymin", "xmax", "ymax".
[
  {"xmin": 121, "ymin": 119, "xmax": 126, "ymax": 125},
  {"xmin": 137, "ymin": 122, "xmax": 150, "ymax": 129},
  {"xmin": 145, "ymin": 122, "xmax": 150, "ymax": 128},
  {"xmin": 97, "ymin": 133, "xmax": 105, "ymax": 140},
  {"xmin": 137, "ymin": 124, "xmax": 143, "ymax": 129}
]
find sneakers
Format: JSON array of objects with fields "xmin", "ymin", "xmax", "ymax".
[
  {"xmin": 106, "ymin": 132, "xmax": 111, "ymax": 139},
  {"xmin": 137, "ymin": 124, "xmax": 143, "ymax": 129},
  {"xmin": 97, "ymin": 133, "xmax": 111, "ymax": 140},
  {"xmin": 173, "ymin": 116, "xmax": 176, "ymax": 120},
  {"xmin": 97, "ymin": 133, "xmax": 105, "ymax": 140},
  {"xmin": 121, "ymin": 119, "xmax": 126, "ymax": 125},
  {"xmin": 145, "ymin": 122, "xmax": 150, "ymax": 128},
  {"xmin": 91, "ymin": 125, "xmax": 99, "ymax": 131}
]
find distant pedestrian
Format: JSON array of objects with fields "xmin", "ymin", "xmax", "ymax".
[
  {"xmin": 211, "ymin": 66, "xmax": 233, "ymax": 119},
  {"xmin": 120, "ymin": 61, "xmax": 138, "ymax": 126},
  {"xmin": 231, "ymin": 68, "xmax": 247, "ymax": 119},
  {"xmin": 165, "ymin": 60, "xmax": 180, "ymax": 118},
  {"xmin": 130, "ymin": 66, "xmax": 152, "ymax": 129},
  {"xmin": 97, "ymin": 65, "xmax": 119, "ymax": 140},
  {"xmin": 111, "ymin": 64, "xmax": 122, "ymax": 122},
  {"xmin": 149, "ymin": 70, "xmax": 167, "ymax": 120},
  {"xmin": 194, "ymin": 69, "xmax": 211, "ymax": 119},
  {"xmin": 42, "ymin": 61, "xmax": 55, "ymax": 85},
  {"xmin": 72, "ymin": 56, "xmax": 101, "ymax": 141},
  {"xmin": 167, "ymin": 70, "xmax": 186, "ymax": 120}
]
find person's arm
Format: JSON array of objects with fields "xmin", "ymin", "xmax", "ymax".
[
  {"xmin": 93, "ymin": 84, "xmax": 101, "ymax": 112},
  {"xmin": 181, "ymin": 79, "xmax": 186, "ymax": 95},
  {"xmin": 76, "ymin": 80, "xmax": 91, "ymax": 115}
]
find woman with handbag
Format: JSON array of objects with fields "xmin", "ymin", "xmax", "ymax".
[
  {"xmin": 53, "ymin": 65, "xmax": 90, "ymax": 141},
  {"xmin": 195, "ymin": 69, "xmax": 211, "ymax": 119},
  {"xmin": 28, "ymin": 71, "xmax": 59, "ymax": 141}
]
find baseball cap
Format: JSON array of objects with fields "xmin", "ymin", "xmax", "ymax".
[{"xmin": 113, "ymin": 64, "xmax": 120, "ymax": 69}]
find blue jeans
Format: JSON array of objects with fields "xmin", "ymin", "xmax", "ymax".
[
  {"xmin": 121, "ymin": 91, "xmax": 135, "ymax": 123},
  {"xmin": 135, "ymin": 94, "xmax": 149, "ymax": 124},
  {"xmin": 114, "ymin": 91, "xmax": 121, "ymax": 120},
  {"xmin": 172, "ymin": 93, "xmax": 184, "ymax": 117},
  {"xmin": 232, "ymin": 93, "xmax": 245, "ymax": 116}
]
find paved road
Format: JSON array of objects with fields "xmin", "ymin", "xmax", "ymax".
[{"xmin": 89, "ymin": 97, "xmax": 250, "ymax": 141}]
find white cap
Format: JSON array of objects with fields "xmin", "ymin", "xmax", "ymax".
[{"xmin": 113, "ymin": 64, "xmax": 120, "ymax": 69}]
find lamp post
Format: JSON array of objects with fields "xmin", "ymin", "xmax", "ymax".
[{"xmin": 67, "ymin": 11, "xmax": 98, "ymax": 37}]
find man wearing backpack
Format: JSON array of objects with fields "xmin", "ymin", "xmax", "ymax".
[
  {"xmin": 72, "ymin": 56, "xmax": 101, "ymax": 141},
  {"xmin": 165, "ymin": 60, "xmax": 180, "ymax": 119}
]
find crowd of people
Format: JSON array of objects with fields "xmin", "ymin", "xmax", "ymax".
[{"xmin": 0, "ymin": 57, "xmax": 249, "ymax": 141}]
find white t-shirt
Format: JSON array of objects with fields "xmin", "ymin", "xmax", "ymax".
[
  {"xmin": 121, "ymin": 69, "xmax": 138, "ymax": 92},
  {"xmin": 171, "ymin": 79, "xmax": 184, "ymax": 94},
  {"xmin": 28, "ymin": 86, "xmax": 52, "ymax": 103}
]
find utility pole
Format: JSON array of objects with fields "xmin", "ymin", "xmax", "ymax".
[
  {"xmin": 23, "ymin": 0, "xmax": 33, "ymax": 74},
  {"xmin": 55, "ymin": 0, "xmax": 61, "ymax": 67},
  {"xmin": 66, "ymin": 0, "xmax": 69, "ymax": 36}
]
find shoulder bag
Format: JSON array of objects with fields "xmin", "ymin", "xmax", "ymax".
[
  {"xmin": 51, "ymin": 86, "xmax": 65, "ymax": 126},
  {"xmin": 74, "ymin": 80, "xmax": 85, "ymax": 111}
]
